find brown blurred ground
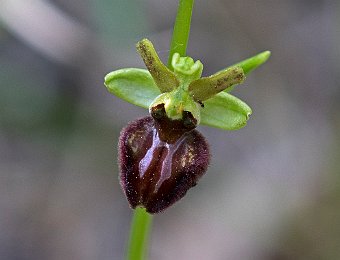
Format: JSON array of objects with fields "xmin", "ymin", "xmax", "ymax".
[{"xmin": 0, "ymin": 0, "xmax": 339, "ymax": 259}]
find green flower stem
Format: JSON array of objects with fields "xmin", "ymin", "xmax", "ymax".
[
  {"xmin": 168, "ymin": 0, "xmax": 195, "ymax": 69},
  {"xmin": 127, "ymin": 207, "xmax": 153, "ymax": 260}
]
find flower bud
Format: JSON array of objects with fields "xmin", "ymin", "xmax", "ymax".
[{"xmin": 118, "ymin": 115, "xmax": 210, "ymax": 214}]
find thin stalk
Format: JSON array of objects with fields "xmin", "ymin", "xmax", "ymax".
[
  {"xmin": 126, "ymin": 207, "xmax": 153, "ymax": 260},
  {"xmin": 126, "ymin": 1, "xmax": 195, "ymax": 259},
  {"xmin": 168, "ymin": 0, "xmax": 195, "ymax": 68}
]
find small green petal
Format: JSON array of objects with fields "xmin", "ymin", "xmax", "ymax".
[
  {"xmin": 104, "ymin": 68, "xmax": 160, "ymax": 109},
  {"xmin": 136, "ymin": 39, "xmax": 179, "ymax": 93},
  {"xmin": 188, "ymin": 66, "xmax": 245, "ymax": 102},
  {"xmin": 230, "ymin": 50, "xmax": 271, "ymax": 76},
  {"xmin": 200, "ymin": 92, "xmax": 252, "ymax": 130},
  {"xmin": 221, "ymin": 51, "xmax": 271, "ymax": 93}
]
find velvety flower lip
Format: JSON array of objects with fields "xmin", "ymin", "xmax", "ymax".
[{"xmin": 119, "ymin": 116, "xmax": 210, "ymax": 214}]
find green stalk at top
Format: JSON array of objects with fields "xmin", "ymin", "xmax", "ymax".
[
  {"xmin": 168, "ymin": 0, "xmax": 195, "ymax": 69},
  {"xmin": 126, "ymin": 1, "xmax": 196, "ymax": 259}
]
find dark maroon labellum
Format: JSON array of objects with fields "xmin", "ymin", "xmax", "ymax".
[{"xmin": 118, "ymin": 111, "xmax": 210, "ymax": 214}]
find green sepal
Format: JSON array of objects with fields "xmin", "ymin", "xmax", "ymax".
[
  {"xmin": 200, "ymin": 92, "xmax": 252, "ymax": 130},
  {"xmin": 136, "ymin": 39, "xmax": 179, "ymax": 93},
  {"xmin": 234, "ymin": 50, "xmax": 271, "ymax": 75},
  {"xmin": 104, "ymin": 68, "xmax": 160, "ymax": 109},
  {"xmin": 222, "ymin": 50, "xmax": 271, "ymax": 93}
]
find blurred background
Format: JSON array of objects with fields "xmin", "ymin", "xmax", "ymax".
[{"xmin": 0, "ymin": 0, "xmax": 339, "ymax": 259}]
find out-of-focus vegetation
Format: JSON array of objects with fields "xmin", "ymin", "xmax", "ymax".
[{"xmin": 0, "ymin": 0, "xmax": 339, "ymax": 259}]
